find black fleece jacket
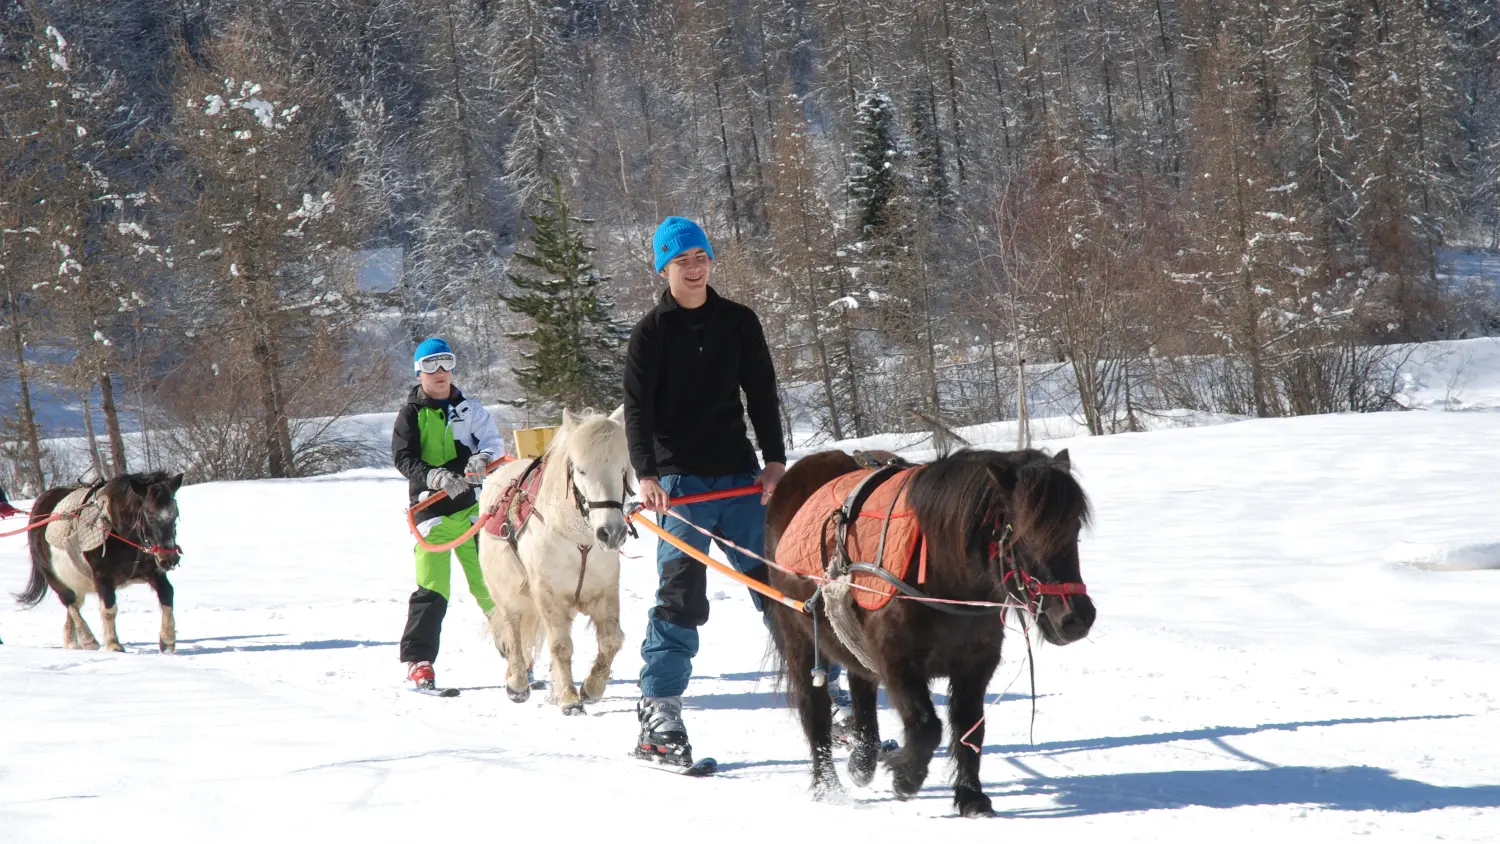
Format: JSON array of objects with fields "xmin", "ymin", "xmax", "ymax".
[{"xmin": 623, "ymin": 286, "xmax": 786, "ymax": 479}]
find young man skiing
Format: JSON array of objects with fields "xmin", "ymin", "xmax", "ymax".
[
  {"xmin": 391, "ymin": 338, "xmax": 505, "ymax": 691},
  {"xmin": 625, "ymin": 216, "xmax": 848, "ymax": 768}
]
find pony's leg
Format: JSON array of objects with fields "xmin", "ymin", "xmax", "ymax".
[
  {"xmin": 538, "ymin": 595, "xmax": 583, "ymax": 714},
  {"xmin": 56, "ymin": 588, "xmax": 79, "ymax": 648},
  {"xmin": 152, "ymin": 572, "xmax": 176, "ymax": 653},
  {"xmin": 882, "ymin": 665, "xmax": 943, "ymax": 800},
  {"xmin": 59, "ymin": 548, "xmax": 100, "ymax": 649},
  {"xmin": 781, "ymin": 607, "xmax": 841, "ymax": 799},
  {"xmin": 96, "ymin": 575, "xmax": 124, "ymax": 653},
  {"xmin": 68, "ymin": 598, "xmax": 100, "ymax": 650},
  {"xmin": 845, "ymin": 672, "xmax": 883, "ymax": 787},
  {"xmin": 579, "ymin": 590, "xmax": 622, "ymax": 704},
  {"xmin": 947, "ymin": 656, "xmax": 1000, "ymax": 817},
  {"xmin": 499, "ymin": 609, "xmax": 534, "ymax": 702}
]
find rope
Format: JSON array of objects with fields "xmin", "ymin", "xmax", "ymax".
[
  {"xmin": 0, "ymin": 511, "xmax": 71, "ymax": 539},
  {"xmin": 405, "ymin": 456, "xmax": 516, "ymax": 552},
  {"xmin": 657, "ymin": 505, "xmax": 1032, "ymax": 613}
]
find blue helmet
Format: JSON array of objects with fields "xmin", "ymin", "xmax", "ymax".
[{"xmin": 412, "ymin": 337, "xmax": 453, "ymax": 373}]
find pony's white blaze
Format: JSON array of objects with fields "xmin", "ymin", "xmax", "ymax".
[{"xmin": 477, "ymin": 406, "xmax": 630, "ymax": 715}]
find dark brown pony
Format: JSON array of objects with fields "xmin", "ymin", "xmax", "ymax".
[
  {"xmin": 15, "ymin": 471, "xmax": 184, "ymax": 652},
  {"xmin": 764, "ymin": 448, "xmax": 1094, "ymax": 817}
]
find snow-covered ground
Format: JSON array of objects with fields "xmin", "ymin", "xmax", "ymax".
[{"xmin": 3, "ymin": 350, "xmax": 1499, "ymax": 842}]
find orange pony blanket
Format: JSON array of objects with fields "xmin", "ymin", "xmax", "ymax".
[{"xmin": 776, "ymin": 467, "xmax": 925, "ymax": 611}]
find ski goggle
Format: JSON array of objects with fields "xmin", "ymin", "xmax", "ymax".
[{"xmin": 415, "ymin": 352, "xmax": 457, "ymax": 374}]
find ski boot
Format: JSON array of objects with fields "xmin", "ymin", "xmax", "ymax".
[
  {"xmin": 407, "ymin": 660, "xmax": 436, "ymax": 690},
  {"xmin": 635, "ymin": 695, "xmax": 694, "ymax": 768}
]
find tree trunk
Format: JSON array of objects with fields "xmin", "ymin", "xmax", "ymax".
[
  {"xmin": 4, "ymin": 282, "xmax": 45, "ymax": 492},
  {"xmin": 713, "ymin": 77, "xmax": 741, "ymax": 242},
  {"xmin": 81, "ymin": 389, "xmax": 105, "ymax": 480},
  {"xmin": 252, "ymin": 336, "xmax": 292, "ymax": 478},
  {"xmin": 98, "ymin": 370, "xmax": 128, "ymax": 475}
]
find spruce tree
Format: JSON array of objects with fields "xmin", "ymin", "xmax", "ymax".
[
  {"xmin": 848, "ymin": 90, "xmax": 901, "ymax": 236},
  {"xmin": 502, "ymin": 177, "xmax": 628, "ymax": 415}
]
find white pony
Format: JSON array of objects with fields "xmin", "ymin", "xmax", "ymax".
[{"xmin": 477, "ymin": 407, "xmax": 633, "ymax": 714}]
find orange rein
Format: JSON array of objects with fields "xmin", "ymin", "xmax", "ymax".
[
  {"xmin": 624, "ymin": 487, "xmax": 806, "ymax": 613},
  {"xmin": 405, "ymin": 455, "xmax": 517, "ymax": 552},
  {"xmin": 402, "ymin": 469, "xmax": 794, "ymax": 610}
]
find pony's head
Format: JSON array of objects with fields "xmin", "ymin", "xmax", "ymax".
[
  {"xmin": 553, "ymin": 406, "xmax": 633, "ymax": 551},
  {"xmin": 105, "ymin": 471, "xmax": 185, "ymax": 569},
  {"xmin": 984, "ymin": 449, "xmax": 1094, "ymax": 645}
]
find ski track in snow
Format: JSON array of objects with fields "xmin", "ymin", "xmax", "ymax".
[{"xmin": 2, "ymin": 410, "xmax": 1499, "ymax": 842}]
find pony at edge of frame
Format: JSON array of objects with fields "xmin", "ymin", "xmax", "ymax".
[
  {"xmin": 14, "ymin": 471, "xmax": 185, "ymax": 653},
  {"xmin": 763, "ymin": 448, "xmax": 1095, "ymax": 817}
]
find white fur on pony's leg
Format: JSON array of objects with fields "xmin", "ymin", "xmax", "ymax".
[
  {"xmin": 159, "ymin": 605, "xmax": 176, "ymax": 653},
  {"xmin": 63, "ymin": 611, "xmax": 78, "ymax": 649},
  {"xmin": 69, "ymin": 601, "xmax": 99, "ymax": 650},
  {"xmin": 100, "ymin": 603, "xmax": 124, "ymax": 653},
  {"xmin": 579, "ymin": 592, "xmax": 623, "ymax": 704},
  {"xmin": 539, "ymin": 599, "xmax": 582, "ymax": 714}
]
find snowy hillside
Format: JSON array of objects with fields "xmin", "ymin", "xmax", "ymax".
[{"xmin": 3, "ymin": 354, "xmax": 1499, "ymax": 842}]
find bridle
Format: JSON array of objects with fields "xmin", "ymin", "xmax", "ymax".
[
  {"xmin": 108, "ymin": 489, "xmax": 183, "ymax": 567},
  {"xmin": 988, "ymin": 513, "xmax": 1087, "ymax": 615},
  {"xmin": 566, "ymin": 460, "xmax": 635, "ymax": 518},
  {"xmin": 566, "ymin": 461, "xmax": 639, "ymax": 542}
]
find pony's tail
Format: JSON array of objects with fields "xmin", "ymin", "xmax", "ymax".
[
  {"xmin": 15, "ymin": 560, "xmax": 49, "ymax": 607},
  {"xmin": 761, "ymin": 601, "xmax": 791, "ymax": 697},
  {"xmin": 15, "ymin": 487, "xmax": 70, "ymax": 607}
]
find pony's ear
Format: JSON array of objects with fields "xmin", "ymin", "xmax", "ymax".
[
  {"xmin": 609, "ymin": 403, "xmax": 625, "ymax": 424},
  {"xmin": 169, "ymin": 472, "xmax": 185, "ymax": 492},
  {"xmin": 1052, "ymin": 449, "xmax": 1071, "ymax": 470},
  {"xmin": 561, "ymin": 409, "xmax": 576, "ymax": 428}
]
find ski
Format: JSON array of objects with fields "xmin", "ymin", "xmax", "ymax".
[
  {"xmin": 632, "ymin": 752, "xmax": 717, "ymax": 777},
  {"xmin": 410, "ymin": 685, "xmax": 460, "ymax": 698}
]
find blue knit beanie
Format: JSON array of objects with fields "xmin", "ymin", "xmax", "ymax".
[
  {"xmin": 412, "ymin": 337, "xmax": 452, "ymax": 372},
  {"xmin": 652, "ymin": 216, "xmax": 714, "ymax": 273}
]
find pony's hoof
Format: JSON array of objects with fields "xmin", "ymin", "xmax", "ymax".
[
  {"xmin": 80, "ymin": 640, "xmax": 100, "ymax": 651},
  {"xmin": 956, "ymin": 789, "xmax": 994, "ymax": 818},
  {"xmin": 889, "ymin": 766, "xmax": 927, "ymax": 800},
  {"xmin": 561, "ymin": 702, "xmax": 586, "ymax": 716},
  {"xmin": 105, "ymin": 642, "xmax": 124, "ymax": 653},
  {"xmin": 159, "ymin": 640, "xmax": 176, "ymax": 654},
  {"xmin": 848, "ymin": 742, "xmax": 879, "ymax": 787},
  {"xmin": 811, "ymin": 772, "xmax": 845, "ymax": 803},
  {"xmin": 506, "ymin": 685, "xmax": 530, "ymax": 703},
  {"xmin": 579, "ymin": 680, "xmax": 605, "ymax": 704}
]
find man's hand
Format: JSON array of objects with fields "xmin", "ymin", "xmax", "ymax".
[
  {"xmin": 638, "ymin": 476, "xmax": 670, "ymax": 513},
  {"xmin": 0, "ymin": 500, "xmax": 21, "ymax": 519},
  {"xmin": 464, "ymin": 454, "xmax": 492, "ymax": 485},
  {"xmin": 426, "ymin": 468, "xmax": 468, "ymax": 500},
  {"xmin": 757, "ymin": 462, "xmax": 786, "ymax": 504}
]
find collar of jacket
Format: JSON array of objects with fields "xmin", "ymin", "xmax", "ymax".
[
  {"xmin": 406, "ymin": 384, "xmax": 465, "ymax": 409},
  {"xmin": 657, "ymin": 285, "xmax": 723, "ymax": 314}
]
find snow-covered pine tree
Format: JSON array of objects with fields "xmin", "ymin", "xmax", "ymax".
[
  {"xmin": 502, "ymin": 177, "xmax": 628, "ymax": 415},
  {"xmin": 848, "ymin": 89, "xmax": 901, "ymax": 237}
]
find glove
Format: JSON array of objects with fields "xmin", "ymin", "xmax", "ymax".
[
  {"xmin": 0, "ymin": 501, "xmax": 20, "ymax": 518},
  {"xmin": 464, "ymin": 454, "xmax": 492, "ymax": 484},
  {"xmin": 426, "ymin": 468, "xmax": 468, "ymax": 500}
]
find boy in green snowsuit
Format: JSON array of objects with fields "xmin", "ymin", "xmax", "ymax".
[{"xmin": 391, "ymin": 337, "xmax": 505, "ymax": 689}]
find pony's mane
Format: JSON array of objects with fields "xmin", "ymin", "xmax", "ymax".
[
  {"xmin": 101, "ymin": 470, "xmax": 178, "ymax": 526},
  {"xmin": 534, "ymin": 410, "xmax": 629, "ymax": 514},
  {"xmin": 907, "ymin": 449, "xmax": 1090, "ymax": 567}
]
